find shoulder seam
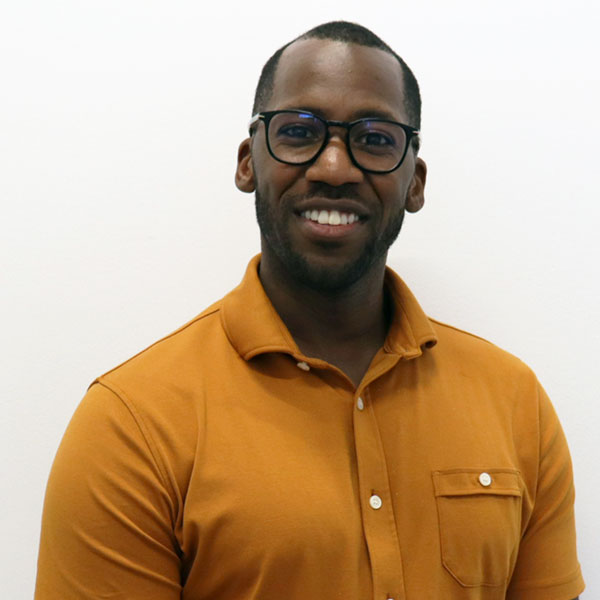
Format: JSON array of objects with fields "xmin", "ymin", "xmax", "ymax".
[
  {"xmin": 99, "ymin": 306, "xmax": 221, "ymax": 379},
  {"xmin": 93, "ymin": 379, "xmax": 178, "ymax": 513},
  {"xmin": 428, "ymin": 317, "xmax": 494, "ymax": 345}
]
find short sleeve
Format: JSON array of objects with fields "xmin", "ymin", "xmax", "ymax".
[
  {"xmin": 35, "ymin": 383, "xmax": 182, "ymax": 599},
  {"xmin": 507, "ymin": 383, "xmax": 584, "ymax": 600}
]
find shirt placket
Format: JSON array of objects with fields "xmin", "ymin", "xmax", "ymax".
[{"xmin": 354, "ymin": 367, "xmax": 406, "ymax": 600}]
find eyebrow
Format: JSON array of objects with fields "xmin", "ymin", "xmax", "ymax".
[
  {"xmin": 282, "ymin": 106, "xmax": 402, "ymax": 122},
  {"xmin": 352, "ymin": 108, "xmax": 401, "ymax": 121}
]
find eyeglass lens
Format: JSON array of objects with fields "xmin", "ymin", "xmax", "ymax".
[{"xmin": 267, "ymin": 112, "xmax": 408, "ymax": 171}]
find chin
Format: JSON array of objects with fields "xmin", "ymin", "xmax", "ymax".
[{"xmin": 279, "ymin": 246, "xmax": 383, "ymax": 293}]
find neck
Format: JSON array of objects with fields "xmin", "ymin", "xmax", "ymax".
[{"xmin": 258, "ymin": 250, "xmax": 390, "ymax": 384}]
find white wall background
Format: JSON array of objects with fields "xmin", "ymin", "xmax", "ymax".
[{"xmin": 1, "ymin": 0, "xmax": 598, "ymax": 596}]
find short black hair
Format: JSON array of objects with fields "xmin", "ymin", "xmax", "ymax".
[{"xmin": 252, "ymin": 21, "xmax": 422, "ymax": 134}]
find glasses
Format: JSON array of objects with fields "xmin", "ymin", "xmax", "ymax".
[{"xmin": 249, "ymin": 110, "xmax": 419, "ymax": 174}]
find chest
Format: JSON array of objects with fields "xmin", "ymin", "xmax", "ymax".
[{"xmin": 176, "ymin": 354, "xmax": 532, "ymax": 599}]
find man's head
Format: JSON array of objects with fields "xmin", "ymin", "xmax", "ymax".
[{"xmin": 235, "ymin": 21, "xmax": 426, "ymax": 293}]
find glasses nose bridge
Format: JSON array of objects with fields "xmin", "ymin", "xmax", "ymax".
[
  {"xmin": 319, "ymin": 119, "xmax": 354, "ymax": 161},
  {"xmin": 323, "ymin": 118, "xmax": 351, "ymax": 142},
  {"xmin": 309, "ymin": 119, "xmax": 362, "ymax": 181}
]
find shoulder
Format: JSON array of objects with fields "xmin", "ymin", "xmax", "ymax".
[
  {"xmin": 79, "ymin": 300, "xmax": 233, "ymax": 488},
  {"xmin": 100, "ymin": 300, "xmax": 225, "ymax": 383},
  {"xmin": 428, "ymin": 317, "xmax": 534, "ymax": 382},
  {"xmin": 423, "ymin": 317, "xmax": 547, "ymax": 428},
  {"xmin": 87, "ymin": 298, "xmax": 237, "ymax": 429}
]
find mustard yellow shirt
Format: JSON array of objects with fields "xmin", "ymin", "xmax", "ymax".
[{"xmin": 36, "ymin": 255, "xmax": 584, "ymax": 600}]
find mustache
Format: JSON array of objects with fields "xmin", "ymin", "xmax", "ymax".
[{"xmin": 287, "ymin": 183, "xmax": 363, "ymax": 203}]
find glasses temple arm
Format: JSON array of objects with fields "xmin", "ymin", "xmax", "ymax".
[{"xmin": 248, "ymin": 113, "xmax": 262, "ymax": 134}]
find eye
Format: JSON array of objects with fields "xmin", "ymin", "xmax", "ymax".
[
  {"xmin": 278, "ymin": 124, "xmax": 317, "ymax": 139},
  {"xmin": 351, "ymin": 121, "xmax": 404, "ymax": 156},
  {"xmin": 356, "ymin": 131, "xmax": 395, "ymax": 147}
]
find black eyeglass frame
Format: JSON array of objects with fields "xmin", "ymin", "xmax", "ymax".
[{"xmin": 248, "ymin": 109, "xmax": 420, "ymax": 174}]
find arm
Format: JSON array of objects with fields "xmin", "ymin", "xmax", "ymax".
[
  {"xmin": 35, "ymin": 383, "xmax": 181, "ymax": 599},
  {"xmin": 506, "ymin": 384, "xmax": 584, "ymax": 600}
]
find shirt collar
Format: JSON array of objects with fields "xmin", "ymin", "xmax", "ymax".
[{"xmin": 221, "ymin": 254, "xmax": 437, "ymax": 361}]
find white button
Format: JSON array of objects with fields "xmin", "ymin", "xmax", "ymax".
[
  {"xmin": 479, "ymin": 472, "xmax": 492, "ymax": 487},
  {"xmin": 369, "ymin": 494, "xmax": 382, "ymax": 510},
  {"xmin": 357, "ymin": 397, "xmax": 365, "ymax": 411},
  {"xmin": 296, "ymin": 361, "xmax": 310, "ymax": 371}
]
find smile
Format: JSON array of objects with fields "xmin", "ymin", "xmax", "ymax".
[{"xmin": 300, "ymin": 209, "xmax": 361, "ymax": 226}]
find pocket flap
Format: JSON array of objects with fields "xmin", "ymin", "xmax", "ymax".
[{"xmin": 433, "ymin": 469, "xmax": 522, "ymax": 498}]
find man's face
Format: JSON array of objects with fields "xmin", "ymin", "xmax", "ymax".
[{"xmin": 236, "ymin": 39, "xmax": 426, "ymax": 292}]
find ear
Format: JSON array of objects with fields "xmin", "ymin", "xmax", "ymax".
[
  {"xmin": 405, "ymin": 157, "xmax": 427, "ymax": 213},
  {"xmin": 235, "ymin": 137, "xmax": 255, "ymax": 193}
]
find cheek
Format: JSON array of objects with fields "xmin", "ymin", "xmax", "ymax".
[
  {"xmin": 372, "ymin": 179, "xmax": 410, "ymax": 216},
  {"xmin": 255, "ymin": 162, "xmax": 306, "ymax": 203}
]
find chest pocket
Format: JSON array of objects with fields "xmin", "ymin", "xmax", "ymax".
[{"xmin": 432, "ymin": 469, "xmax": 522, "ymax": 587}]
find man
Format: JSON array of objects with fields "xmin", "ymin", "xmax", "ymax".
[{"xmin": 36, "ymin": 21, "xmax": 584, "ymax": 600}]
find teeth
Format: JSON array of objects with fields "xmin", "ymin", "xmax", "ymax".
[
  {"xmin": 328, "ymin": 211, "xmax": 341, "ymax": 225},
  {"xmin": 302, "ymin": 209, "xmax": 360, "ymax": 226}
]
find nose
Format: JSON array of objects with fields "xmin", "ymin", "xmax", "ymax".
[{"xmin": 305, "ymin": 134, "xmax": 364, "ymax": 186}]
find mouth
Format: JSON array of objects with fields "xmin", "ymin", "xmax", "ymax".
[
  {"xmin": 292, "ymin": 206, "xmax": 368, "ymax": 243},
  {"xmin": 298, "ymin": 209, "xmax": 364, "ymax": 226}
]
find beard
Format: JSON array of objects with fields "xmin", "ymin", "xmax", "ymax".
[{"xmin": 254, "ymin": 185, "xmax": 405, "ymax": 293}]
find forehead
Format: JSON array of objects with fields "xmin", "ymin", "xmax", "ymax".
[{"xmin": 268, "ymin": 39, "xmax": 407, "ymax": 121}]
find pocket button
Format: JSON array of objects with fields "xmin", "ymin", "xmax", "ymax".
[{"xmin": 478, "ymin": 472, "xmax": 492, "ymax": 487}]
